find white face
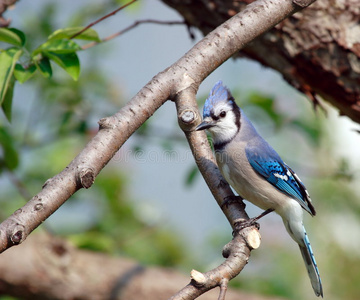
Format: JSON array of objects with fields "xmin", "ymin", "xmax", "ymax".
[{"xmin": 207, "ymin": 101, "xmax": 238, "ymax": 144}]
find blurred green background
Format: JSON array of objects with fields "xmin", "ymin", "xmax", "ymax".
[{"xmin": 0, "ymin": 1, "xmax": 359, "ymax": 299}]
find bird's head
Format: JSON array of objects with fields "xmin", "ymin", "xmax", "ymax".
[{"xmin": 196, "ymin": 81, "xmax": 240, "ymax": 143}]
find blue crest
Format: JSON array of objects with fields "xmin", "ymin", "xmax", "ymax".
[{"xmin": 203, "ymin": 81, "xmax": 233, "ymax": 118}]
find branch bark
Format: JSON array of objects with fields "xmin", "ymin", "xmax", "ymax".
[
  {"xmin": 162, "ymin": 0, "xmax": 360, "ymax": 124},
  {"xmin": 0, "ymin": 0, "xmax": 316, "ymax": 298}
]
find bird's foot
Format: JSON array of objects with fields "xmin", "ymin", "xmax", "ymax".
[
  {"xmin": 221, "ymin": 195, "xmax": 244, "ymax": 210},
  {"xmin": 233, "ymin": 208, "xmax": 275, "ymax": 231},
  {"xmin": 234, "ymin": 218, "xmax": 260, "ymax": 231}
]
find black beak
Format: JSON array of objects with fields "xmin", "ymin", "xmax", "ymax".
[{"xmin": 195, "ymin": 120, "xmax": 215, "ymax": 131}]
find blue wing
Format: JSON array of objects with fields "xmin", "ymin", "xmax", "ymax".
[{"xmin": 245, "ymin": 139, "xmax": 316, "ymax": 216}]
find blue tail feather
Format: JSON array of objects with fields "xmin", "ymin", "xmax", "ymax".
[{"xmin": 299, "ymin": 226, "xmax": 323, "ymax": 297}]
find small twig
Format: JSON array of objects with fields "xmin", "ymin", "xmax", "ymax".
[
  {"xmin": 218, "ymin": 279, "xmax": 229, "ymax": 300},
  {"xmin": 81, "ymin": 19, "xmax": 187, "ymax": 50},
  {"xmin": 70, "ymin": 0, "xmax": 137, "ymax": 40}
]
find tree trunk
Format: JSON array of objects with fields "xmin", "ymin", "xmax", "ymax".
[{"xmin": 162, "ymin": 0, "xmax": 360, "ymax": 124}]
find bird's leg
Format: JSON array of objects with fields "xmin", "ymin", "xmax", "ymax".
[
  {"xmin": 221, "ymin": 195, "xmax": 245, "ymax": 210},
  {"xmin": 234, "ymin": 208, "xmax": 274, "ymax": 231}
]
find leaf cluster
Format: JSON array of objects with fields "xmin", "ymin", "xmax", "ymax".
[{"xmin": 0, "ymin": 26, "xmax": 100, "ymax": 122}]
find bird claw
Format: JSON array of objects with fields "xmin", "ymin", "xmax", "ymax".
[
  {"xmin": 233, "ymin": 208, "xmax": 275, "ymax": 233},
  {"xmin": 234, "ymin": 218, "xmax": 260, "ymax": 232}
]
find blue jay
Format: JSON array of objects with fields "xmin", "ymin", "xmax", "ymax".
[{"xmin": 196, "ymin": 81, "xmax": 323, "ymax": 297}]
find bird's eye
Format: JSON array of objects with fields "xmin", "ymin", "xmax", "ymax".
[{"xmin": 220, "ymin": 111, "xmax": 226, "ymax": 118}]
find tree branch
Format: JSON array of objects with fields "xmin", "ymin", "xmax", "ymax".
[{"xmin": 0, "ymin": 2, "xmax": 317, "ymax": 299}]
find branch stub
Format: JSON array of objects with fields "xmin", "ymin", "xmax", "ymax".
[
  {"xmin": 79, "ymin": 167, "xmax": 95, "ymax": 189},
  {"xmin": 190, "ymin": 269, "xmax": 206, "ymax": 286},
  {"xmin": 179, "ymin": 109, "xmax": 196, "ymax": 125},
  {"xmin": 241, "ymin": 228, "xmax": 261, "ymax": 250}
]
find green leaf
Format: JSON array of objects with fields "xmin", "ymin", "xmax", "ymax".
[
  {"xmin": 35, "ymin": 56, "xmax": 52, "ymax": 78},
  {"xmin": 14, "ymin": 63, "xmax": 37, "ymax": 83},
  {"xmin": 1, "ymin": 75, "xmax": 15, "ymax": 122},
  {"xmin": 48, "ymin": 27, "xmax": 101, "ymax": 42},
  {"xmin": 45, "ymin": 51, "xmax": 80, "ymax": 80},
  {"xmin": 33, "ymin": 39, "xmax": 81, "ymax": 55},
  {"xmin": 0, "ymin": 48, "xmax": 22, "ymax": 105},
  {"xmin": 0, "ymin": 28, "xmax": 26, "ymax": 47},
  {"xmin": 0, "ymin": 126, "xmax": 19, "ymax": 170},
  {"xmin": 8, "ymin": 28, "xmax": 26, "ymax": 46}
]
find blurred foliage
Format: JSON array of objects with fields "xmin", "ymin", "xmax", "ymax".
[
  {"xmin": 0, "ymin": 1, "xmax": 359, "ymax": 300},
  {"xmin": 0, "ymin": 25, "xmax": 100, "ymax": 119}
]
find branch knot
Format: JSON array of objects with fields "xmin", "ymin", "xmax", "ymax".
[
  {"xmin": 98, "ymin": 117, "xmax": 116, "ymax": 130},
  {"xmin": 9, "ymin": 225, "xmax": 25, "ymax": 245}
]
